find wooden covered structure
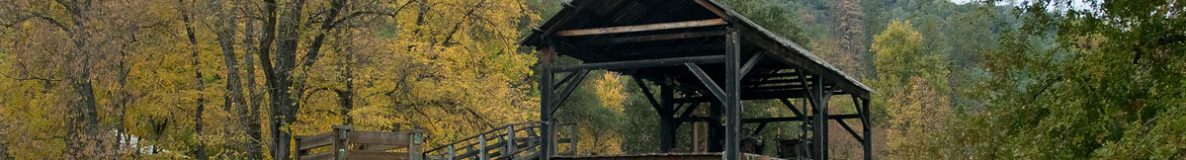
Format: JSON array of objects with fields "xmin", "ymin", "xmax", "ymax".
[{"xmin": 522, "ymin": 0, "xmax": 873, "ymax": 160}]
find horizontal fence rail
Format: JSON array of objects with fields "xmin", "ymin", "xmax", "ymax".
[
  {"xmin": 295, "ymin": 125, "xmax": 425, "ymax": 160},
  {"xmin": 423, "ymin": 122, "xmax": 577, "ymax": 160}
]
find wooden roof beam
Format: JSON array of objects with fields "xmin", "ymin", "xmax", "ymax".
[
  {"xmin": 692, "ymin": 0, "xmax": 728, "ymax": 18},
  {"xmin": 671, "ymin": 89, "xmax": 845, "ymax": 103},
  {"xmin": 551, "ymin": 55, "xmax": 725, "ymax": 72},
  {"xmin": 580, "ymin": 30, "xmax": 725, "ymax": 45},
  {"xmin": 615, "ymin": 43, "xmax": 724, "ymax": 57},
  {"xmin": 742, "ymin": 114, "xmax": 862, "ymax": 124},
  {"xmin": 556, "ymin": 18, "xmax": 727, "ymax": 37}
]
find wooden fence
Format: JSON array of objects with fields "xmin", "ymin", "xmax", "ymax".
[
  {"xmin": 422, "ymin": 122, "xmax": 577, "ymax": 160},
  {"xmin": 295, "ymin": 125, "xmax": 425, "ymax": 160}
]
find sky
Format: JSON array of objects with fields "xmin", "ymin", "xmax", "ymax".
[{"xmin": 950, "ymin": 0, "xmax": 976, "ymax": 4}]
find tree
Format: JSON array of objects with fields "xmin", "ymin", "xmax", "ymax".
[
  {"xmin": 872, "ymin": 19, "xmax": 958, "ymax": 159},
  {"xmin": 0, "ymin": 0, "xmax": 539, "ymax": 159},
  {"xmin": 242, "ymin": 0, "xmax": 540, "ymax": 158},
  {"xmin": 240, "ymin": 0, "xmax": 399, "ymax": 158},
  {"xmin": 202, "ymin": 0, "xmax": 261, "ymax": 158},
  {"xmin": 176, "ymin": 0, "xmax": 209, "ymax": 159},
  {"xmin": 0, "ymin": 0, "xmax": 166, "ymax": 158},
  {"xmin": 873, "ymin": 20, "xmax": 933, "ymax": 87},
  {"xmin": 833, "ymin": 0, "xmax": 868, "ymax": 77},
  {"xmin": 38, "ymin": 1, "xmax": 104, "ymax": 157},
  {"xmin": 965, "ymin": 0, "xmax": 1186, "ymax": 158}
]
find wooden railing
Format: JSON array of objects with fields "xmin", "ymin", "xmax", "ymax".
[
  {"xmin": 295, "ymin": 125, "xmax": 425, "ymax": 160},
  {"xmin": 422, "ymin": 122, "xmax": 577, "ymax": 160}
]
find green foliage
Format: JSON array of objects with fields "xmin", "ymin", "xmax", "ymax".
[
  {"xmin": 716, "ymin": 0, "xmax": 807, "ymax": 43},
  {"xmin": 873, "ymin": 20, "xmax": 934, "ymax": 85},
  {"xmin": 962, "ymin": 0, "xmax": 1186, "ymax": 159},
  {"xmin": 552, "ymin": 71, "xmax": 628, "ymax": 154},
  {"xmin": 871, "ymin": 19, "xmax": 959, "ymax": 159},
  {"xmin": 618, "ymin": 78, "xmax": 660, "ymax": 153}
]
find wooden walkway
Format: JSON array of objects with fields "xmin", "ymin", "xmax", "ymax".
[
  {"xmin": 421, "ymin": 122, "xmax": 577, "ymax": 160},
  {"xmin": 295, "ymin": 125, "xmax": 424, "ymax": 160},
  {"xmin": 295, "ymin": 122, "xmax": 575, "ymax": 160}
]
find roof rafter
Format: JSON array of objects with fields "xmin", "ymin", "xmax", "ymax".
[{"xmin": 556, "ymin": 19, "xmax": 727, "ymax": 37}]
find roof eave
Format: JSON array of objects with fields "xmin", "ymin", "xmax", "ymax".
[{"xmin": 701, "ymin": 0, "xmax": 874, "ymax": 96}]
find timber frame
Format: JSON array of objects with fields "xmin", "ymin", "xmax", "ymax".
[{"xmin": 522, "ymin": 0, "xmax": 874, "ymax": 160}]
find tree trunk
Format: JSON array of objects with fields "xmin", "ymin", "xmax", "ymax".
[
  {"xmin": 414, "ymin": 0, "xmax": 429, "ymax": 36},
  {"xmin": 254, "ymin": 0, "xmax": 282, "ymax": 158},
  {"xmin": 240, "ymin": 4, "xmax": 264, "ymax": 159},
  {"xmin": 266, "ymin": 0, "xmax": 304, "ymax": 159},
  {"xmin": 337, "ymin": 40, "xmax": 355, "ymax": 124},
  {"xmin": 180, "ymin": 2, "xmax": 208, "ymax": 159},
  {"xmin": 245, "ymin": 0, "xmax": 353, "ymax": 158},
  {"xmin": 213, "ymin": 0, "xmax": 253, "ymax": 155},
  {"xmin": 264, "ymin": 0, "xmax": 349, "ymax": 158},
  {"xmin": 63, "ymin": 1, "xmax": 102, "ymax": 158},
  {"xmin": 114, "ymin": 46, "xmax": 133, "ymax": 160}
]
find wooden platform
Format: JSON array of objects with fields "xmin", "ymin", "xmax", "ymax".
[{"xmin": 554, "ymin": 153, "xmax": 785, "ymax": 160}]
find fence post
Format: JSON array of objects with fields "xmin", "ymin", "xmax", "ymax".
[
  {"xmin": 447, "ymin": 145, "xmax": 456, "ymax": 160},
  {"xmin": 478, "ymin": 134, "xmax": 488, "ymax": 160},
  {"xmin": 567, "ymin": 124, "xmax": 577, "ymax": 155},
  {"xmin": 410, "ymin": 130, "xmax": 423, "ymax": 160},
  {"xmin": 506, "ymin": 125, "xmax": 517, "ymax": 158},
  {"xmin": 526, "ymin": 126, "xmax": 537, "ymax": 148},
  {"xmin": 295, "ymin": 137, "xmax": 304, "ymax": 160},
  {"xmin": 333, "ymin": 125, "xmax": 352, "ymax": 160}
]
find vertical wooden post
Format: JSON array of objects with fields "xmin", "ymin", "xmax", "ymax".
[
  {"xmin": 814, "ymin": 77, "xmax": 830, "ymax": 160},
  {"xmin": 507, "ymin": 125, "xmax": 517, "ymax": 158},
  {"xmin": 295, "ymin": 137, "xmax": 305, "ymax": 160},
  {"xmin": 796, "ymin": 70, "xmax": 821, "ymax": 159},
  {"xmin": 479, "ymin": 134, "xmax": 488, "ymax": 160},
  {"xmin": 694, "ymin": 121, "xmax": 704, "ymax": 152},
  {"xmin": 568, "ymin": 125, "xmax": 577, "ymax": 155},
  {"xmin": 539, "ymin": 46, "xmax": 556, "ymax": 160},
  {"xmin": 526, "ymin": 126, "xmax": 537, "ymax": 151},
  {"xmin": 447, "ymin": 145, "xmax": 456, "ymax": 160},
  {"xmin": 800, "ymin": 97, "xmax": 811, "ymax": 160},
  {"xmin": 708, "ymin": 102, "xmax": 723, "ymax": 152},
  {"xmin": 333, "ymin": 125, "xmax": 351, "ymax": 160},
  {"xmin": 723, "ymin": 23, "xmax": 742, "ymax": 160},
  {"xmin": 659, "ymin": 80, "xmax": 676, "ymax": 153},
  {"xmin": 410, "ymin": 130, "xmax": 423, "ymax": 160},
  {"xmin": 861, "ymin": 98, "xmax": 872, "ymax": 160}
]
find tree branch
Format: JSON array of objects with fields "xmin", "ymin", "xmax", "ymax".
[
  {"xmin": 3, "ymin": 11, "xmax": 72, "ymax": 32},
  {"xmin": 328, "ymin": 0, "xmax": 415, "ymax": 29},
  {"xmin": 2, "ymin": 60, "xmax": 62, "ymax": 82},
  {"xmin": 463, "ymin": 107, "xmax": 496, "ymax": 128},
  {"xmin": 297, "ymin": 0, "xmax": 347, "ymax": 69},
  {"xmin": 301, "ymin": 87, "xmax": 336, "ymax": 105},
  {"xmin": 1028, "ymin": 75, "xmax": 1062, "ymax": 103},
  {"xmin": 330, "ymin": 11, "xmax": 394, "ymax": 28},
  {"xmin": 440, "ymin": 0, "xmax": 488, "ymax": 46}
]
